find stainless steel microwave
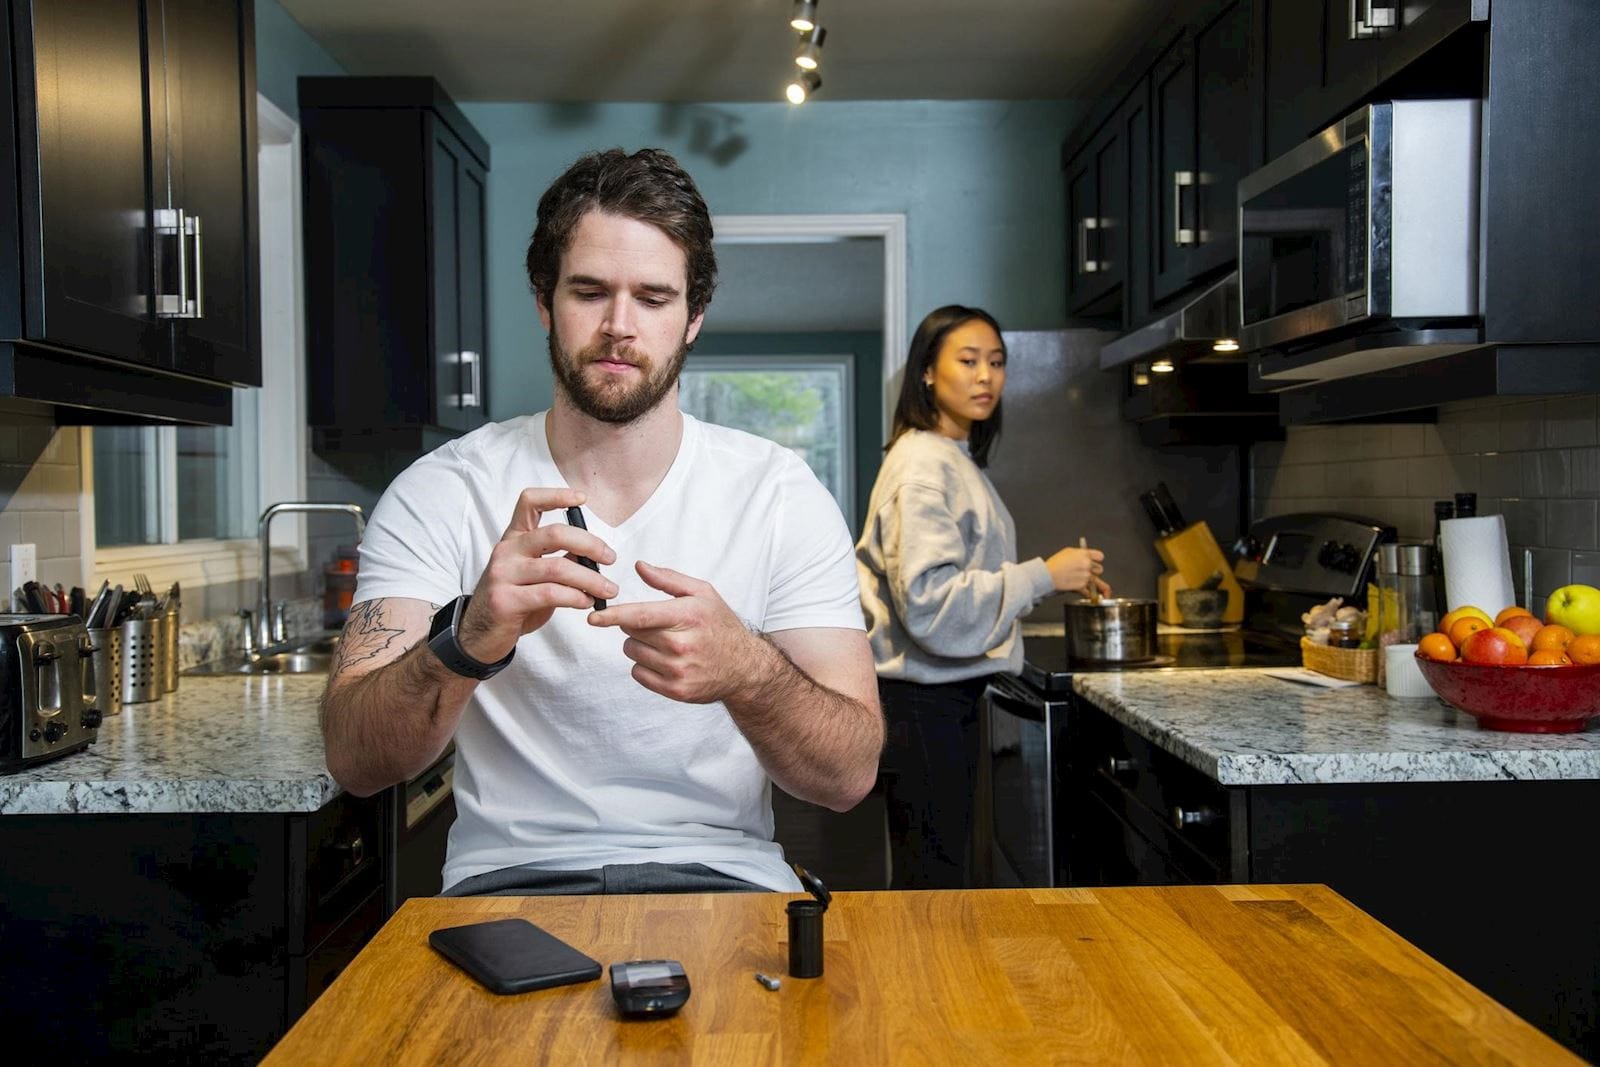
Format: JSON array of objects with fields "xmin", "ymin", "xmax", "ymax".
[{"xmin": 1237, "ymin": 99, "xmax": 1481, "ymax": 362}]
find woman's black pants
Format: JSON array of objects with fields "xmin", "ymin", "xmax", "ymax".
[{"xmin": 878, "ymin": 675, "xmax": 991, "ymax": 890}]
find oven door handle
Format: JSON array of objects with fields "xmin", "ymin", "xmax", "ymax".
[{"xmin": 986, "ymin": 677, "xmax": 1047, "ymax": 723}]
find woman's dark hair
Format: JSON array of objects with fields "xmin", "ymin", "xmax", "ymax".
[
  {"xmin": 525, "ymin": 148, "xmax": 717, "ymax": 320},
  {"xmin": 889, "ymin": 305, "xmax": 1006, "ymax": 467}
]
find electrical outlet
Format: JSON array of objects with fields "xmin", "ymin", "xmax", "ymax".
[{"xmin": 9, "ymin": 543, "xmax": 37, "ymax": 610}]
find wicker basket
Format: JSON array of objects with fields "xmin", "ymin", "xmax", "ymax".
[{"xmin": 1301, "ymin": 637, "xmax": 1379, "ymax": 684}]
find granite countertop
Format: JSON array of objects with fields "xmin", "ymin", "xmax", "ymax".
[
  {"xmin": 1074, "ymin": 669, "xmax": 1600, "ymax": 786},
  {"xmin": 0, "ymin": 674, "xmax": 338, "ymax": 815}
]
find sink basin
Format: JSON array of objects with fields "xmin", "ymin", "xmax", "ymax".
[
  {"xmin": 236, "ymin": 651, "xmax": 334, "ymax": 674},
  {"xmin": 183, "ymin": 632, "xmax": 343, "ymax": 676}
]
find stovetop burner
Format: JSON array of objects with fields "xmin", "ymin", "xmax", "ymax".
[{"xmin": 1018, "ymin": 624, "xmax": 1301, "ymax": 696}]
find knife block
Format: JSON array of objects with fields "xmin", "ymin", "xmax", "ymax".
[{"xmin": 1155, "ymin": 521, "xmax": 1244, "ymax": 625}]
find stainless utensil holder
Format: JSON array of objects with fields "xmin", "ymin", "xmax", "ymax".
[
  {"xmin": 161, "ymin": 603, "xmax": 180, "ymax": 693},
  {"xmin": 121, "ymin": 616, "xmax": 162, "ymax": 705},
  {"xmin": 88, "ymin": 627, "xmax": 123, "ymax": 715}
]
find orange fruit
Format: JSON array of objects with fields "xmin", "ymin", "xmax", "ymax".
[
  {"xmin": 1447, "ymin": 616, "xmax": 1489, "ymax": 647},
  {"xmin": 1531, "ymin": 624, "xmax": 1575, "ymax": 653},
  {"xmin": 1567, "ymin": 634, "xmax": 1600, "ymax": 665},
  {"xmin": 1438, "ymin": 606, "xmax": 1492, "ymax": 635},
  {"xmin": 1461, "ymin": 627, "xmax": 1529, "ymax": 666},
  {"xmin": 1500, "ymin": 614, "xmax": 1543, "ymax": 649},
  {"xmin": 1494, "ymin": 606, "xmax": 1534, "ymax": 626},
  {"xmin": 1418, "ymin": 633, "xmax": 1458, "ymax": 662},
  {"xmin": 1528, "ymin": 649, "xmax": 1573, "ymax": 666}
]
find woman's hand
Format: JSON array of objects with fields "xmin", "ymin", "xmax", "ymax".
[{"xmin": 1046, "ymin": 545, "xmax": 1111, "ymax": 597}]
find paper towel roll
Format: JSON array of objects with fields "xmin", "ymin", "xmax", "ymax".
[{"xmin": 1440, "ymin": 515, "xmax": 1516, "ymax": 613}]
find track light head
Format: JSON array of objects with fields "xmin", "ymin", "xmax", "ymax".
[
  {"xmin": 790, "ymin": 0, "xmax": 818, "ymax": 33},
  {"xmin": 795, "ymin": 26, "xmax": 826, "ymax": 70},
  {"xmin": 785, "ymin": 69, "xmax": 822, "ymax": 104}
]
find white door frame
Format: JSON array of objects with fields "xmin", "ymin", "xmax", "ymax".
[{"xmin": 711, "ymin": 214, "xmax": 907, "ymax": 440}]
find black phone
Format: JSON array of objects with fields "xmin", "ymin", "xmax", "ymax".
[{"xmin": 428, "ymin": 918, "xmax": 602, "ymax": 995}]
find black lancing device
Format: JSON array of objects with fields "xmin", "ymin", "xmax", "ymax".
[{"xmin": 565, "ymin": 506, "xmax": 606, "ymax": 610}]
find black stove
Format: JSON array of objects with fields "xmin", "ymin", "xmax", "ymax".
[{"xmin": 1019, "ymin": 626, "xmax": 1302, "ymax": 696}]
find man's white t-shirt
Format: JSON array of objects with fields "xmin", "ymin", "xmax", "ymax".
[{"xmin": 352, "ymin": 411, "xmax": 864, "ymax": 893}]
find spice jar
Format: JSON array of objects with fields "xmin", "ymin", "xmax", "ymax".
[{"xmin": 1327, "ymin": 619, "xmax": 1361, "ymax": 649}]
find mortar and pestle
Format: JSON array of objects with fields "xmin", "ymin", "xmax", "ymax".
[{"xmin": 1175, "ymin": 570, "xmax": 1228, "ymax": 628}]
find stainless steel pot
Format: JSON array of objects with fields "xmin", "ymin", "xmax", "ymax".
[{"xmin": 1063, "ymin": 597, "xmax": 1158, "ymax": 662}]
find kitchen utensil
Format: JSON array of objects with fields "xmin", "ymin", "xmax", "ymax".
[
  {"xmin": 1064, "ymin": 597, "xmax": 1158, "ymax": 663},
  {"xmin": 120, "ymin": 616, "xmax": 162, "ymax": 704},
  {"xmin": 1414, "ymin": 655, "xmax": 1600, "ymax": 733},
  {"xmin": 1137, "ymin": 482, "xmax": 1187, "ymax": 538},
  {"xmin": 1175, "ymin": 588, "xmax": 1227, "ymax": 628},
  {"xmin": 1199, "ymin": 569, "xmax": 1225, "ymax": 591},
  {"xmin": 1079, "ymin": 536, "xmax": 1101, "ymax": 605},
  {"xmin": 87, "ymin": 627, "xmax": 122, "ymax": 715},
  {"xmin": 1154, "ymin": 521, "xmax": 1244, "ymax": 625}
]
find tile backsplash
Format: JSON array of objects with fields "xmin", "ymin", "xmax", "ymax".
[{"xmin": 1252, "ymin": 395, "xmax": 1600, "ymax": 617}]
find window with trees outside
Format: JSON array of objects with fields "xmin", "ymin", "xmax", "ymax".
[{"xmin": 678, "ymin": 355, "xmax": 854, "ymax": 527}]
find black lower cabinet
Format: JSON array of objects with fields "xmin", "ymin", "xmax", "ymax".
[
  {"xmin": 1066, "ymin": 698, "xmax": 1600, "ymax": 1061},
  {"xmin": 0, "ymin": 792, "xmax": 386, "ymax": 1063}
]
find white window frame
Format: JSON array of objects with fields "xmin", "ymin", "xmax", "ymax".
[
  {"xmin": 711, "ymin": 214, "xmax": 906, "ymax": 440},
  {"xmin": 77, "ymin": 93, "xmax": 309, "ymax": 591}
]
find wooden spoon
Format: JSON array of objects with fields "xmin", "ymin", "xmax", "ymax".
[{"xmin": 1081, "ymin": 536, "xmax": 1102, "ymax": 604}]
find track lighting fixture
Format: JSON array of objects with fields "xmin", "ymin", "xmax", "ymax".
[
  {"xmin": 795, "ymin": 26, "xmax": 826, "ymax": 70},
  {"xmin": 786, "ymin": 70, "xmax": 821, "ymax": 104},
  {"xmin": 790, "ymin": 0, "xmax": 818, "ymax": 33}
]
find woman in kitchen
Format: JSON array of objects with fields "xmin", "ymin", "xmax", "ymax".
[{"xmin": 857, "ymin": 304, "xmax": 1111, "ymax": 889}]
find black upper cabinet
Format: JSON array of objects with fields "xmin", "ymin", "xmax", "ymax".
[
  {"xmin": 1150, "ymin": 0, "xmax": 1251, "ymax": 306},
  {"xmin": 301, "ymin": 77, "xmax": 491, "ymax": 448},
  {"xmin": 161, "ymin": 0, "xmax": 261, "ymax": 387},
  {"xmin": 1260, "ymin": 0, "xmax": 1481, "ymax": 161},
  {"xmin": 1063, "ymin": 114, "xmax": 1126, "ymax": 317},
  {"xmin": 1, "ymin": 0, "xmax": 259, "ymax": 425}
]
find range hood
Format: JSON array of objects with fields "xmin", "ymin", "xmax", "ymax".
[{"xmin": 1099, "ymin": 273, "xmax": 1240, "ymax": 371}]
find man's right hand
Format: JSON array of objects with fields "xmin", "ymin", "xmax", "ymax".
[{"xmin": 456, "ymin": 488, "xmax": 618, "ymax": 664}]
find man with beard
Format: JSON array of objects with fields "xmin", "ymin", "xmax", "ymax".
[{"xmin": 319, "ymin": 148, "xmax": 882, "ymax": 896}]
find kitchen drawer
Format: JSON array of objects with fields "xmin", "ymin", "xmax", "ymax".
[
  {"xmin": 1072, "ymin": 698, "xmax": 1244, "ymax": 876},
  {"xmin": 295, "ymin": 791, "xmax": 385, "ymax": 954},
  {"xmin": 289, "ymin": 886, "xmax": 386, "ymax": 1021}
]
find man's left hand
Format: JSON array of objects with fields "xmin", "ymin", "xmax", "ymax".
[{"xmin": 588, "ymin": 561, "xmax": 765, "ymax": 704}]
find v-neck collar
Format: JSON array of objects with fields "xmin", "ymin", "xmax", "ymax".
[{"xmin": 530, "ymin": 410, "xmax": 698, "ymax": 544}]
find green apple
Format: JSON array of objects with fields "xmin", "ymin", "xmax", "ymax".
[{"xmin": 1545, "ymin": 584, "xmax": 1600, "ymax": 635}]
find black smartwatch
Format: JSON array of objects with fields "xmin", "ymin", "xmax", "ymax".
[{"xmin": 427, "ymin": 595, "xmax": 514, "ymax": 680}]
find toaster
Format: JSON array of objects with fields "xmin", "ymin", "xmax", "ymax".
[{"xmin": 0, "ymin": 614, "xmax": 101, "ymax": 773}]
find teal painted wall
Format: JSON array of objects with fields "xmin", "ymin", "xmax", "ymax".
[
  {"xmin": 691, "ymin": 330, "xmax": 882, "ymax": 531},
  {"xmin": 457, "ymin": 100, "xmax": 1089, "ymax": 421},
  {"xmin": 253, "ymin": 0, "xmax": 346, "ymax": 114}
]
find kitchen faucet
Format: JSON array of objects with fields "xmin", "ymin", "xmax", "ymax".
[{"xmin": 256, "ymin": 501, "xmax": 366, "ymax": 652}]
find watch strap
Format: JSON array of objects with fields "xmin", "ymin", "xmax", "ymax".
[{"xmin": 428, "ymin": 595, "xmax": 514, "ymax": 680}]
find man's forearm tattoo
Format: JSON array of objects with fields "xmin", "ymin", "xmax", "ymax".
[{"xmin": 332, "ymin": 601, "xmax": 432, "ymax": 671}]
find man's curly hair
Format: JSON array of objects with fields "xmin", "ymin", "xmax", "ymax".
[{"xmin": 525, "ymin": 148, "xmax": 718, "ymax": 321}]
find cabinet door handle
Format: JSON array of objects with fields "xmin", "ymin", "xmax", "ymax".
[
  {"xmin": 154, "ymin": 208, "xmax": 190, "ymax": 318},
  {"xmin": 1172, "ymin": 171, "xmax": 1197, "ymax": 247},
  {"xmin": 1105, "ymin": 755, "xmax": 1136, "ymax": 778},
  {"xmin": 188, "ymin": 214, "xmax": 204, "ymax": 319},
  {"xmin": 1350, "ymin": 0, "xmax": 1399, "ymax": 39},
  {"xmin": 1081, "ymin": 217, "xmax": 1104, "ymax": 274},
  {"xmin": 1172, "ymin": 805, "xmax": 1220, "ymax": 830},
  {"xmin": 460, "ymin": 350, "xmax": 481, "ymax": 409}
]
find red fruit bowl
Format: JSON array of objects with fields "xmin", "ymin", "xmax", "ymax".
[{"xmin": 1414, "ymin": 654, "xmax": 1600, "ymax": 733}]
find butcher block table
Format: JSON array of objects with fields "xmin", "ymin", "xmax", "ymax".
[{"xmin": 265, "ymin": 885, "xmax": 1577, "ymax": 1064}]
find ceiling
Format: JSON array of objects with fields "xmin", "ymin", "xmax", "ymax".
[{"xmin": 278, "ymin": 0, "xmax": 1174, "ymax": 103}]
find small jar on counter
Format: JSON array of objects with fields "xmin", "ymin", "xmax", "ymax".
[{"xmin": 1326, "ymin": 619, "xmax": 1362, "ymax": 649}]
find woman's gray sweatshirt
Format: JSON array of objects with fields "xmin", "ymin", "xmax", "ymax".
[{"xmin": 856, "ymin": 430, "xmax": 1055, "ymax": 683}]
